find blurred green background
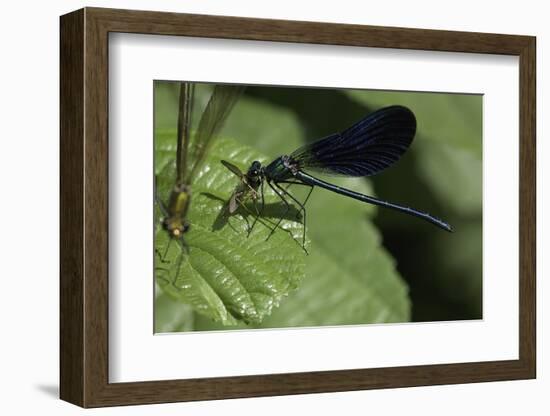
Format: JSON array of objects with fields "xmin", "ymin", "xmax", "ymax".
[{"xmin": 154, "ymin": 81, "xmax": 482, "ymax": 331}]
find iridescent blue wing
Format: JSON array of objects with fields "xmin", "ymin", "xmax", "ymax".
[{"xmin": 290, "ymin": 106, "xmax": 416, "ymax": 177}]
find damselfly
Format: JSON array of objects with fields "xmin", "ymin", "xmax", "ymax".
[
  {"xmin": 156, "ymin": 82, "xmax": 243, "ymax": 260},
  {"xmin": 222, "ymin": 105, "xmax": 452, "ymax": 248}
]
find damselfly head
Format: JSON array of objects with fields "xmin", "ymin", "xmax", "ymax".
[
  {"xmin": 247, "ymin": 161, "xmax": 262, "ymax": 178},
  {"xmin": 162, "ymin": 217, "xmax": 190, "ymax": 239}
]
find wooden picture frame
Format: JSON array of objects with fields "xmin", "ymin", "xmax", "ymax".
[{"xmin": 60, "ymin": 7, "xmax": 536, "ymax": 408}]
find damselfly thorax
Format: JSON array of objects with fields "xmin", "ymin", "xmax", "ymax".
[{"xmin": 161, "ymin": 183, "xmax": 191, "ymax": 239}]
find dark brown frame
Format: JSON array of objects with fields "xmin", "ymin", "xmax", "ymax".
[{"xmin": 60, "ymin": 7, "xmax": 536, "ymax": 408}]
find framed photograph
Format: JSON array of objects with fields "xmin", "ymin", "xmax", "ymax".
[{"xmin": 60, "ymin": 7, "xmax": 536, "ymax": 408}]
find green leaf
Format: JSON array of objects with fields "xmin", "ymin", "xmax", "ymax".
[
  {"xmin": 156, "ymin": 85, "xmax": 411, "ymax": 332},
  {"xmin": 155, "ymin": 135, "xmax": 307, "ymax": 327},
  {"xmin": 191, "ymin": 175, "xmax": 410, "ymax": 331},
  {"xmin": 256, "ymin": 177, "xmax": 410, "ymax": 328},
  {"xmin": 154, "ymin": 286, "xmax": 195, "ymax": 332},
  {"xmin": 415, "ymin": 140, "xmax": 482, "ymax": 216},
  {"xmin": 217, "ymin": 94, "xmax": 303, "ymax": 156}
]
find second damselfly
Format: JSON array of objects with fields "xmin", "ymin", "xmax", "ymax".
[{"xmin": 156, "ymin": 82, "xmax": 243, "ymax": 261}]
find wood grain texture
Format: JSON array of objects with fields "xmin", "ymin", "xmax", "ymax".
[
  {"xmin": 83, "ymin": 10, "xmax": 110, "ymax": 406},
  {"xmin": 89, "ymin": 7, "xmax": 532, "ymax": 54},
  {"xmin": 518, "ymin": 38, "xmax": 536, "ymax": 376},
  {"xmin": 59, "ymin": 9, "xmax": 84, "ymax": 406},
  {"xmin": 59, "ymin": 7, "xmax": 537, "ymax": 408}
]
